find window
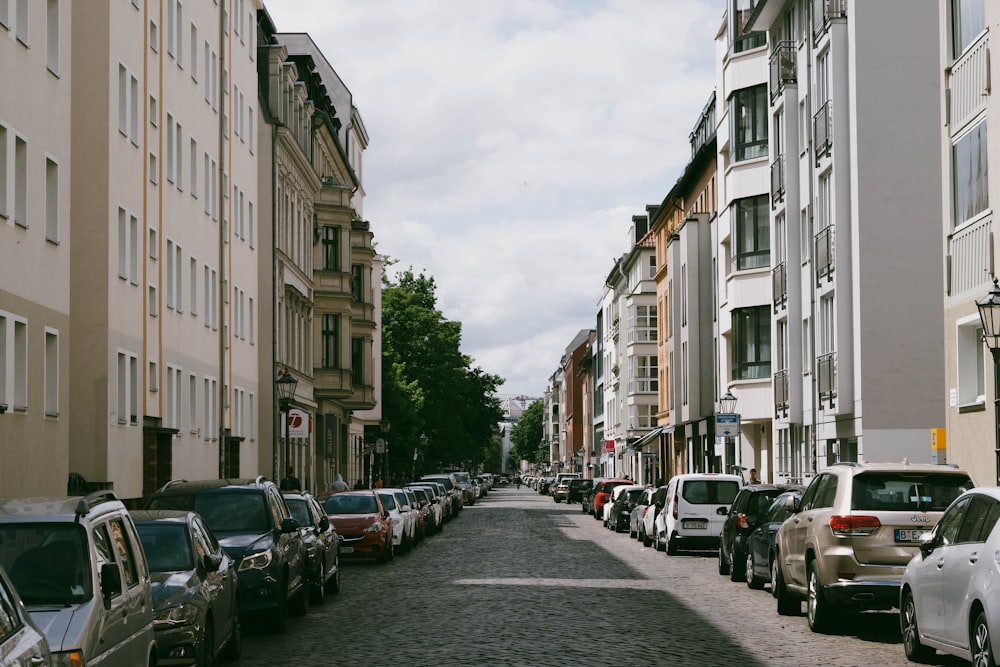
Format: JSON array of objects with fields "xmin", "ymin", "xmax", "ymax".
[
  {"xmin": 233, "ymin": 386, "xmax": 244, "ymax": 438},
  {"xmin": 730, "ymin": 84, "xmax": 768, "ymax": 162},
  {"xmin": 732, "ymin": 306, "xmax": 771, "ymax": 380},
  {"xmin": 0, "ymin": 124, "xmax": 7, "ymax": 218},
  {"xmin": 117, "ymin": 206, "xmax": 139, "ymax": 284},
  {"xmin": 11, "ymin": 318, "xmax": 26, "ymax": 410},
  {"xmin": 0, "ymin": 0, "xmax": 8, "ymax": 28},
  {"xmin": 13, "ymin": 135, "xmax": 25, "ymax": 227},
  {"xmin": 730, "ymin": 0, "xmax": 765, "ymax": 53},
  {"xmin": 351, "ymin": 338, "xmax": 364, "ymax": 385},
  {"xmin": 322, "ymin": 227, "xmax": 339, "ymax": 270},
  {"xmin": 165, "ymin": 365, "xmax": 181, "ymax": 429},
  {"xmin": 108, "ymin": 519, "xmax": 139, "ymax": 587},
  {"xmin": 204, "ymin": 265, "xmax": 217, "ymax": 330},
  {"xmin": 953, "ymin": 120, "xmax": 988, "ymax": 228},
  {"xmin": 203, "ymin": 376, "xmax": 217, "ymax": 440},
  {"xmin": 630, "ymin": 355, "xmax": 658, "ymax": 393},
  {"xmin": 952, "ymin": 0, "xmax": 986, "ymax": 59},
  {"xmin": 351, "ymin": 264, "xmax": 363, "ymax": 301},
  {"xmin": 321, "ymin": 315, "xmax": 338, "ymax": 368},
  {"xmin": 166, "ymin": 115, "xmax": 175, "ymax": 183},
  {"xmin": 957, "ymin": 316, "xmax": 986, "ymax": 405},
  {"xmin": 45, "ymin": 157, "xmax": 58, "ymax": 242},
  {"xmin": 15, "ymin": 0, "xmax": 26, "ymax": 45},
  {"xmin": 0, "ymin": 314, "xmax": 6, "ymax": 409},
  {"xmin": 190, "ymin": 24, "xmax": 198, "ymax": 80},
  {"xmin": 248, "ymin": 200, "xmax": 254, "ymax": 248},
  {"xmin": 819, "ymin": 295, "xmax": 835, "ymax": 354},
  {"xmin": 248, "ymin": 296, "xmax": 254, "ymax": 344},
  {"xmin": 188, "ymin": 372, "xmax": 197, "ymax": 434},
  {"xmin": 148, "ymin": 285, "xmax": 157, "ymax": 317},
  {"xmin": 116, "ymin": 350, "xmax": 138, "ymax": 424},
  {"xmin": 190, "ymin": 137, "xmax": 197, "ymax": 196},
  {"xmin": 189, "ymin": 257, "xmax": 198, "ymax": 316},
  {"xmin": 46, "ymin": 0, "xmax": 58, "ymax": 74},
  {"xmin": 631, "ymin": 305, "xmax": 657, "ymax": 343},
  {"xmin": 732, "ymin": 195, "xmax": 769, "ymax": 270}
]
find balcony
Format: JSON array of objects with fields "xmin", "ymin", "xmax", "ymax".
[
  {"xmin": 814, "ymin": 225, "xmax": 834, "ymax": 284},
  {"xmin": 812, "ymin": 0, "xmax": 846, "ymax": 45},
  {"xmin": 770, "ymin": 153, "xmax": 785, "ymax": 207},
  {"xmin": 818, "ymin": 352, "xmax": 836, "ymax": 406},
  {"xmin": 813, "ymin": 99, "xmax": 832, "ymax": 164},
  {"xmin": 772, "ymin": 261, "xmax": 787, "ymax": 312},
  {"xmin": 774, "ymin": 369, "xmax": 789, "ymax": 416},
  {"xmin": 769, "ymin": 41, "xmax": 796, "ymax": 103}
]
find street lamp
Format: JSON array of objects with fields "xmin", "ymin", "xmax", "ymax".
[
  {"xmin": 276, "ymin": 371, "xmax": 298, "ymax": 485},
  {"xmin": 977, "ymin": 278, "xmax": 1000, "ymax": 485},
  {"xmin": 413, "ymin": 433, "xmax": 427, "ymax": 480},
  {"xmin": 380, "ymin": 419, "xmax": 391, "ymax": 483}
]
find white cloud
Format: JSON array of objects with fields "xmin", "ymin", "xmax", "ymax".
[{"xmin": 264, "ymin": 0, "xmax": 721, "ymax": 395}]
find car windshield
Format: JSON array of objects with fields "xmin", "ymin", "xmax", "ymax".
[
  {"xmin": 284, "ymin": 498, "xmax": 312, "ymax": 527},
  {"xmin": 393, "ymin": 492, "xmax": 408, "ymax": 508},
  {"xmin": 626, "ymin": 489, "xmax": 645, "ymax": 503},
  {"xmin": 423, "ymin": 477, "xmax": 455, "ymax": 491},
  {"xmin": 0, "ymin": 523, "xmax": 92, "ymax": 604},
  {"xmin": 377, "ymin": 493, "xmax": 397, "ymax": 511},
  {"xmin": 325, "ymin": 494, "xmax": 378, "ymax": 514},
  {"xmin": 851, "ymin": 472, "xmax": 974, "ymax": 512},
  {"xmin": 412, "ymin": 489, "xmax": 428, "ymax": 503},
  {"xmin": 148, "ymin": 490, "xmax": 271, "ymax": 534},
  {"xmin": 136, "ymin": 523, "xmax": 194, "ymax": 573},
  {"xmin": 682, "ymin": 480, "xmax": 741, "ymax": 504}
]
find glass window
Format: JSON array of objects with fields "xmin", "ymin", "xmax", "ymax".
[
  {"xmin": 731, "ymin": 85, "xmax": 768, "ymax": 161},
  {"xmin": 321, "ymin": 227, "xmax": 339, "ymax": 270},
  {"xmin": 732, "ymin": 195, "xmax": 770, "ymax": 270},
  {"xmin": 0, "ymin": 577, "xmax": 21, "ymax": 642},
  {"xmin": 952, "ymin": 0, "xmax": 986, "ymax": 58},
  {"xmin": 958, "ymin": 495, "xmax": 995, "ymax": 543},
  {"xmin": 321, "ymin": 315, "xmax": 339, "ymax": 369},
  {"xmin": 953, "ymin": 120, "xmax": 988, "ymax": 228},
  {"xmin": 935, "ymin": 495, "xmax": 970, "ymax": 547},
  {"xmin": 851, "ymin": 473, "xmax": 974, "ymax": 512},
  {"xmin": 108, "ymin": 519, "xmax": 139, "ymax": 587},
  {"xmin": 732, "ymin": 306, "xmax": 771, "ymax": 380},
  {"xmin": 730, "ymin": 0, "xmax": 766, "ymax": 53}
]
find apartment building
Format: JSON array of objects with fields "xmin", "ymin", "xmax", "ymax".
[
  {"xmin": 0, "ymin": 0, "xmax": 72, "ymax": 497},
  {"xmin": 543, "ymin": 367, "xmax": 563, "ymax": 472},
  {"xmin": 939, "ymin": 0, "xmax": 996, "ymax": 485},
  {"xmin": 560, "ymin": 329, "xmax": 595, "ymax": 474},
  {"xmin": 748, "ymin": 0, "xmax": 945, "ymax": 481}
]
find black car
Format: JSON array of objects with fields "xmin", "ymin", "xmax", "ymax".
[
  {"xmin": 608, "ymin": 487, "xmax": 646, "ymax": 533},
  {"xmin": 283, "ymin": 492, "xmax": 341, "ymax": 604},
  {"xmin": 744, "ymin": 488, "xmax": 806, "ymax": 591},
  {"xmin": 132, "ymin": 510, "xmax": 242, "ymax": 666},
  {"xmin": 567, "ymin": 479, "xmax": 593, "ymax": 504},
  {"xmin": 147, "ymin": 477, "xmax": 309, "ymax": 633},
  {"xmin": 719, "ymin": 484, "xmax": 803, "ymax": 582},
  {"xmin": 582, "ymin": 478, "xmax": 606, "ymax": 514}
]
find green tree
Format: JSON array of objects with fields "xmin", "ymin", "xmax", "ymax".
[
  {"xmin": 381, "ymin": 269, "xmax": 505, "ymax": 478},
  {"xmin": 510, "ymin": 399, "xmax": 544, "ymax": 464}
]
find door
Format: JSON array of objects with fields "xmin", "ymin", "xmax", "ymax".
[
  {"xmin": 782, "ymin": 474, "xmax": 830, "ymax": 587},
  {"xmin": 912, "ymin": 495, "xmax": 968, "ymax": 642},
  {"xmin": 939, "ymin": 496, "xmax": 999, "ymax": 647}
]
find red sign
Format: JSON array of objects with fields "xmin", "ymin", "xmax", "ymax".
[{"xmin": 602, "ymin": 439, "xmax": 615, "ymax": 454}]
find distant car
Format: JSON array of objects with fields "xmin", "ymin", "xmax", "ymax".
[
  {"xmin": 653, "ymin": 473, "xmax": 743, "ymax": 554},
  {"xmin": 283, "ymin": 492, "xmax": 341, "ymax": 604},
  {"xmin": 630, "ymin": 487, "xmax": 656, "ymax": 539},
  {"xmin": 321, "ymin": 491, "xmax": 394, "ymax": 563},
  {"xmin": 567, "ymin": 479, "xmax": 593, "ymax": 504},
  {"xmin": 718, "ymin": 484, "xmax": 803, "ymax": 582},
  {"xmin": 592, "ymin": 479, "xmax": 632, "ymax": 520},
  {"xmin": 376, "ymin": 489, "xmax": 416, "ymax": 554},
  {"xmin": 552, "ymin": 482, "xmax": 571, "ymax": 503},
  {"xmin": 900, "ymin": 486, "xmax": 1000, "ymax": 664},
  {"xmin": 743, "ymin": 488, "xmax": 805, "ymax": 592},
  {"xmin": 0, "ymin": 560, "xmax": 50, "ymax": 667},
  {"xmin": 607, "ymin": 486, "xmax": 646, "ymax": 532},
  {"xmin": 641, "ymin": 486, "xmax": 669, "ymax": 547},
  {"xmin": 132, "ymin": 509, "xmax": 242, "ymax": 665},
  {"xmin": 582, "ymin": 479, "xmax": 606, "ymax": 515}
]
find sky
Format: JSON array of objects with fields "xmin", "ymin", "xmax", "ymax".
[{"xmin": 264, "ymin": 0, "xmax": 723, "ymax": 398}]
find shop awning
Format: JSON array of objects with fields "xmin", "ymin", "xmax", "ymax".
[{"xmin": 632, "ymin": 427, "xmax": 663, "ymax": 450}]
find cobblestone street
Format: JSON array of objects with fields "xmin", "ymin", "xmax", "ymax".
[{"xmin": 236, "ymin": 486, "xmax": 967, "ymax": 666}]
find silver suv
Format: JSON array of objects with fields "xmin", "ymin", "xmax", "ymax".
[
  {"xmin": 773, "ymin": 461, "xmax": 974, "ymax": 633},
  {"xmin": 0, "ymin": 490, "xmax": 157, "ymax": 666}
]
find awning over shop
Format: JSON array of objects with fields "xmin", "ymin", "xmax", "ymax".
[{"xmin": 632, "ymin": 427, "xmax": 663, "ymax": 450}]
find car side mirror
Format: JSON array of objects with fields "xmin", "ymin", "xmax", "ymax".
[
  {"xmin": 204, "ymin": 553, "xmax": 223, "ymax": 572},
  {"xmin": 280, "ymin": 517, "xmax": 300, "ymax": 533},
  {"xmin": 382, "ymin": 510, "xmax": 390, "ymax": 520},
  {"xmin": 100, "ymin": 562, "xmax": 122, "ymax": 607},
  {"xmin": 918, "ymin": 533, "xmax": 935, "ymax": 559},
  {"xmin": 716, "ymin": 506, "xmax": 729, "ymax": 516},
  {"xmin": 319, "ymin": 516, "xmax": 330, "ymax": 531}
]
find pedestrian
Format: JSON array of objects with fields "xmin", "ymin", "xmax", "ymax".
[
  {"xmin": 749, "ymin": 468, "xmax": 760, "ymax": 485},
  {"xmin": 329, "ymin": 473, "xmax": 349, "ymax": 492},
  {"xmin": 353, "ymin": 478, "xmax": 365, "ymax": 490},
  {"xmin": 279, "ymin": 467, "xmax": 302, "ymax": 492}
]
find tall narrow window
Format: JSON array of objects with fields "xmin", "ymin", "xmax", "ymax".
[
  {"xmin": 13, "ymin": 135, "xmax": 26, "ymax": 227},
  {"xmin": 189, "ymin": 257, "xmax": 198, "ymax": 316},
  {"xmin": 732, "ymin": 194, "xmax": 770, "ymax": 270},
  {"xmin": 13, "ymin": 319, "xmax": 26, "ymax": 410},
  {"xmin": 190, "ymin": 24, "xmax": 198, "ymax": 80},
  {"xmin": 45, "ymin": 157, "xmax": 58, "ymax": 242},
  {"xmin": 322, "ymin": 315, "xmax": 339, "ymax": 368},
  {"xmin": 190, "ymin": 138, "xmax": 198, "ymax": 196},
  {"xmin": 188, "ymin": 372, "xmax": 197, "ymax": 433},
  {"xmin": 351, "ymin": 338, "xmax": 364, "ymax": 386},
  {"xmin": 322, "ymin": 227, "xmax": 339, "ymax": 270},
  {"xmin": 732, "ymin": 306, "xmax": 771, "ymax": 380},
  {"xmin": 952, "ymin": 0, "xmax": 986, "ymax": 58},
  {"xmin": 248, "ymin": 297, "xmax": 255, "ymax": 344},
  {"xmin": 0, "ymin": 124, "xmax": 8, "ymax": 218},
  {"xmin": 351, "ymin": 264, "xmax": 363, "ymax": 301},
  {"xmin": 0, "ymin": 315, "xmax": 6, "ymax": 409},
  {"xmin": 248, "ymin": 201, "xmax": 254, "ymax": 248},
  {"xmin": 46, "ymin": 0, "xmax": 59, "ymax": 74},
  {"xmin": 15, "ymin": 0, "xmax": 27, "ymax": 45},
  {"xmin": 953, "ymin": 120, "xmax": 988, "ymax": 228},
  {"xmin": 730, "ymin": 84, "xmax": 768, "ymax": 161}
]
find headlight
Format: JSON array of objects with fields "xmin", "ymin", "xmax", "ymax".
[
  {"xmin": 363, "ymin": 521, "xmax": 383, "ymax": 533},
  {"xmin": 153, "ymin": 603, "xmax": 199, "ymax": 629},
  {"xmin": 238, "ymin": 549, "xmax": 273, "ymax": 572}
]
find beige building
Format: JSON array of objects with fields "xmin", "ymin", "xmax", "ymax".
[
  {"xmin": 68, "ymin": 0, "xmax": 264, "ymax": 503},
  {"xmin": 0, "ymin": 0, "xmax": 73, "ymax": 497}
]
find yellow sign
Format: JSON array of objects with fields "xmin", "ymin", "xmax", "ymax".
[{"xmin": 930, "ymin": 428, "xmax": 946, "ymax": 451}]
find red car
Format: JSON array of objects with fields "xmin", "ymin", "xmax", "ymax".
[
  {"xmin": 592, "ymin": 479, "xmax": 633, "ymax": 520},
  {"xmin": 320, "ymin": 491, "xmax": 394, "ymax": 563}
]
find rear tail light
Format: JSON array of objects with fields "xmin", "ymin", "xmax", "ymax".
[
  {"xmin": 673, "ymin": 502, "xmax": 678, "ymax": 520},
  {"xmin": 830, "ymin": 515, "xmax": 881, "ymax": 536},
  {"xmin": 737, "ymin": 514, "xmax": 749, "ymax": 530}
]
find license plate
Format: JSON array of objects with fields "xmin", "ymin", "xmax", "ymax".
[
  {"xmin": 895, "ymin": 529, "xmax": 929, "ymax": 543},
  {"xmin": 340, "ymin": 546, "xmax": 354, "ymax": 554},
  {"xmin": 682, "ymin": 519, "xmax": 708, "ymax": 529}
]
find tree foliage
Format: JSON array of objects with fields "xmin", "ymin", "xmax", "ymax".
[
  {"xmin": 381, "ymin": 269, "xmax": 506, "ymax": 478},
  {"xmin": 509, "ymin": 400, "xmax": 544, "ymax": 464}
]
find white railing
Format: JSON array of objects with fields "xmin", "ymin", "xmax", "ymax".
[
  {"xmin": 948, "ymin": 32, "xmax": 989, "ymax": 131},
  {"xmin": 949, "ymin": 214, "xmax": 992, "ymax": 296}
]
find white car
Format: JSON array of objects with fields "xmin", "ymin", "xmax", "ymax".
[
  {"xmin": 603, "ymin": 484, "xmax": 644, "ymax": 528},
  {"xmin": 641, "ymin": 485, "xmax": 669, "ymax": 547},
  {"xmin": 376, "ymin": 489, "xmax": 417, "ymax": 553},
  {"xmin": 653, "ymin": 473, "xmax": 743, "ymax": 555},
  {"xmin": 900, "ymin": 487, "xmax": 1000, "ymax": 664}
]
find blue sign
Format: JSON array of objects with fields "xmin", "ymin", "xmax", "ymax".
[{"xmin": 715, "ymin": 413, "xmax": 740, "ymax": 438}]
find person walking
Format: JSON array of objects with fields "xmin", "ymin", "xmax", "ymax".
[{"xmin": 329, "ymin": 473, "xmax": 349, "ymax": 492}]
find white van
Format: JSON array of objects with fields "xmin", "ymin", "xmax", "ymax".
[{"xmin": 653, "ymin": 473, "xmax": 742, "ymax": 555}]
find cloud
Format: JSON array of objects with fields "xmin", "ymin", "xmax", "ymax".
[{"xmin": 264, "ymin": 0, "xmax": 721, "ymax": 395}]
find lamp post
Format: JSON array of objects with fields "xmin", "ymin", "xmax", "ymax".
[
  {"xmin": 380, "ymin": 419, "xmax": 391, "ymax": 484},
  {"xmin": 719, "ymin": 390, "xmax": 739, "ymax": 475},
  {"xmin": 977, "ymin": 278, "xmax": 1000, "ymax": 485},
  {"xmin": 413, "ymin": 433, "xmax": 427, "ymax": 480},
  {"xmin": 276, "ymin": 372, "xmax": 298, "ymax": 484}
]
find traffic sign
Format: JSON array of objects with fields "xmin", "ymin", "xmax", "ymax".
[{"xmin": 715, "ymin": 413, "xmax": 740, "ymax": 438}]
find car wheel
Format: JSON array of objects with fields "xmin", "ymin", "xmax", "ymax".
[
  {"xmin": 806, "ymin": 562, "xmax": 833, "ymax": 633},
  {"xmin": 197, "ymin": 617, "xmax": 215, "ymax": 667},
  {"xmin": 325, "ymin": 555, "xmax": 341, "ymax": 595},
  {"xmin": 973, "ymin": 610, "xmax": 997, "ymax": 667},
  {"xmin": 642, "ymin": 529, "xmax": 652, "ymax": 548},
  {"xmin": 267, "ymin": 576, "xmax": 289, "ymax": 633},
  {"xmin": 746, "ymin": 550, "xmax": 765, "ymax": 590},
  {"xmin": 774, "ymin": 557, "xmax": 799, "ymax": 616},
  {"xmin": 901, "ymin": 590, "xmax": 934, "ymax": 663},
  {"xmin": 219, "ymin": 602, "xmax": 241, "ymax": 662},
  {"xmin": 718, "ymin": 544, "xmax": 730, "ymax": 575},
  {"xmin": 729, "ymin": 544, "xmax": 745, "ymax": 583},
  {"xmin": 629, "ymin": 525, "xmax": 637, "ymax": 539},
  {"xmin": 309, "ymin": 559, "xmax": 326, "ymax": 605},
  {"xmin": 666, "ymin": 531, "xmax": 678, "ymax": 556}
]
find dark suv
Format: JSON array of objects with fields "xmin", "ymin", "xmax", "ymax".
[
  {"xmin": 147, "ymin": 477, "xmax": 308, "ymax": 633},
  {"xmin": 718, "ymin": 484, "xmax": 804, "ymax": 583}
]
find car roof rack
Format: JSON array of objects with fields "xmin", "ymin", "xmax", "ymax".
[
  {"xmin": 255, "ymin": 475, "xmax": 267, "ymax": 485},
  {"xmin": 830, "ymin": 462, "xmax": 862, "ymax": 467},
  {"xmin": 75, "ymin": 489, "xmax": 119, "ymax": 521}
]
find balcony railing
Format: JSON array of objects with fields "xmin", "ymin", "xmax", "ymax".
[
  {"xmin": 813, "ymin": 0, "xmax": 847, "ymax": 45},
  {"xmin": 815, "ymin": 225, "xmax": 834, "ymax": 283},
  {"xmin": 772, "ymin": 261, "xmax": 787, "ymax": 312},
  {"xmin": 769, "ymin": 41, "xmax": 797, "ymax": 102},
  {"xmin": 774, "ymin": 369, "xmax": 789, "ymax": 415},
  {"xmin": 814, "ymin": 99, "xmax": 832, "ymax": 164},
  {"xmin": 818, "ymin": 352, "xmax": 836, "ymax": 405},
  {"xmin": 770, "ymin": 153, "xmax": 785, "ymax": 207}
]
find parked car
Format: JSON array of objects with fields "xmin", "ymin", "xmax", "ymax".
[
  {"xmin": 653, "ymin": 473, "xmax": 743, "ymax": 554},
  {"xmin": 607, "ymin": 485, "xmax": 646, "ymax": 532},
  {"xmin": 567, "ymin": 479, "xmax": 593, "ymax": 505},
  {"xmin": 773, "ymin": 461, "xmax": 974, "ymax": 633},
  {"xmin": 641, "ymin": 485, "xmax": 669, "ymax": 547},
  {"xmin": 376, "ymin": 489, "xmax": 416, "ymax": 554},
  {"xmin": 0, "ymin": 490, "xmax": 157, "ymax": 666},
  {"xmin": 592, "ymin": 479, "xmax": 632, "ymax": 520},
  {"xmin": 744, "ymin": 487, "xmax": 806, "ymax": 591},
  {"xmin": 407, "ymin": 484, "xmax": 444, "ymax": 533},
  {"xmin": 630, "ymin": 487, "xmax": 656, "ymax": 539},
  {"xmin": 451, "ymin": 472, "xmax": 477, "ymax": 506},
  {"xmin": 132, "ymin": 509, "xmax": 242, "ymax": 665},
  {"xmin": 407, "ymin": 487, "xmax": 435, "ymax": 537},
  {"xmin": 718, "ymin": 484, "xmax": 803, "ymax": 582},
  {"xmin": 900, "ymin": 486, "xmax": 1000, "ymax": 664},
  {"xmin": 147, "ymin": 476, "xmax": 309, "ymax": 633},
  {"xmin": 321, "ymin": 491, "xmax": 394, "ymax": 563},
  {"xmin": 283, "ymin": 492, "xmax": 341, "ymax": 603},
  {"xmin": 538, "ymin": 477, "xmax": 555, "ymax": 495},
  {"xmin": 552, "ymin": 481, "xmax": 571, "ymax": 503},
  {"xmin": 0, "ymin": 561, "xmax": 50, "ymax": 667},
  {"xmin": 582, "ymin": 479, "xmax": 606, "ymax": 515},
  {"xmin": 421, "ymin": 474, "xmax": 463, "ymax": 517}
]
